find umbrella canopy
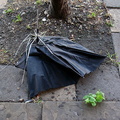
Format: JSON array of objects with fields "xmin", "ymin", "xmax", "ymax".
[{"xmin": 16, "ymin": 36, "xmax": 105, "ymax": 98}]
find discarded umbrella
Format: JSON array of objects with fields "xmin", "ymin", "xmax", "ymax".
[{"xmin": 16, "ymin": 35, "xmax": 105, "ymax": 98}]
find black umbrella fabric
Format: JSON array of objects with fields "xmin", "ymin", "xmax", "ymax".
[{"xmin": 16, "ymin": 36, "xmax": 105, "ymax": 98}]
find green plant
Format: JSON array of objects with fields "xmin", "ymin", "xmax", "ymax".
[
  {"xmin": 35, "ymin": 0, "xmax": 43, "ymax": 5},
  {"xmin": 83, "ymin": 93, "xmax": 97, "ymax": 106},
  {"xmin": 106, "ymin": 20, "xmax": 113, "ymax": 27},
  {"xmin": 26, "ymin": 24, "xmax": 31, "ymax": 29},
  {"xmin": 13, "ymin": 14, "xmax": 22, "ymax": 23},
  {"xmin": 0, "ymin": 49, "xmax": 8, "ymax": 53},
  {"xmin": 3, "ymin": 50, "xmax": 8, "ymax": 53},
  {"xmin": 3, "ymin": 8, "xmax": 14, "ymax": 14},
  {"xmin": 83, "ymin": 90, "xmax": 105, "ymax": 107},
  {"xmin": 107, "ymin": 52, "xmax": 120, "ymax": 65},
  {"xmin": 34, "ymin": 98, "xmax": 43, "ymax": 104},
  {"xmin": 95, "ymin": 91, "xmax": 105, "ymax": 102},
  {"xmin": 87, "ymin": 12, "xmax": 97, "ymax": 18}
]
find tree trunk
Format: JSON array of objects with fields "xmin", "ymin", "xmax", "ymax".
[{"xmin": 50, "ymin": 0, "xmax": 70, "ymax": 19}]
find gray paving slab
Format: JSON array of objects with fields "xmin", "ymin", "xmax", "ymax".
[
  {"xmin": 0, "ymin": 0, "xmax": 7, "ymax": 8},
  {"xmin": 104, "ymin": 0, "xmax": 120, "ymax": 8},
  {"xmin": 43, "ymin": 101, "xmax": 120, "ymax": 120},
  {"xmin": 112, "ymin": 33, "xmax": 120, "ymax": 72},
  {"xmin": 76, "ymin": 64, "xmax": 120, "ymax": 101},
  {"xmin": 108, "ymin": 9, "xmax": 120, "ymax": 32},
  {"xmin": 39, "ymin": 85, "xmax": 76, "ymax": 101},
  {"xmin": 0, "ymin": 65, "xmax": 76, "ymax": 101},
  {"xmin": 104, "ymin": 0, "xmax": 120, "ymax": 7},
  {"xmin": 0, "ymin": 65, "xmax": 28, "ymax": 101},
  {"xmin": 0, "ymin": 103, "xmax": 42, "ymax": 120}
]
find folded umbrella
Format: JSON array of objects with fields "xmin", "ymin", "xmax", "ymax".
[{"xmin": 16, "ymin": 35, "xmax": 105, "ymax": 98}]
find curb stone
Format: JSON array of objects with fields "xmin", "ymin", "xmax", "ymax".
[
  {"xmin": 42, "ymin": 101, "xmax": 120, "ymax": 120},
  {"xmin": 1, "ymin": 101, "xmax": 120, "ymax": 120},
  {"xmin": 108, "ymin": 9, "xmax": 120, "ymax": 32},
  {"xmin": 0, "ymin": 103, "xmax": 42, "ymax": 120},
  {"xmin": 112, "ymin": 33, "xmax": 120, "ymax": 73},
  {"xmin": 104, "ymin": 0, "xmax": 120, "ymax": 8},
  {"xmin": 107, "ymin": 6, "xmax": 120, "ymax": 73}
]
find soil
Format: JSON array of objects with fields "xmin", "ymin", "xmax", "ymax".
[{"xmin": 0, "ymin": 0, "xmax": 114, "ymax": 65}]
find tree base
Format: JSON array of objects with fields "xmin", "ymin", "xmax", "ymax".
[{"xmin": 50, "ymin": 0, "xmax": 70, "ymax": 19}]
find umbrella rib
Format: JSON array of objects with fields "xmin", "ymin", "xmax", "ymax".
[
  {"xmin": 21, "ymin": 36, "xmax": 37, "ymax": 85},
  {"xmin": 15, "ymin": 34, "xmax": 32, "ymax": 56},
  {"xmin": 38, "ymin": 37, "xmax": 54, "ymax": 55}
]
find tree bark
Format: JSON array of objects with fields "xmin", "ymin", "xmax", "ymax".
[{"xmin": 50, "ymin": 0, "xmax": 70, "ymax": 19}]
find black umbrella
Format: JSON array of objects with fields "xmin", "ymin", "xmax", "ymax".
[{"xmin": 16, "ymin": 35, "xmax": 105, "ymax": 98}]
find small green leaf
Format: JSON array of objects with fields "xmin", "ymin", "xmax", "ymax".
[
  {"xmin": 91, "ymin": 12, "xmax": 96, "ymax": 17},
  {"xmin": 3, "ymin": 8, "xmax": 14, "ymax": 14},
  {"xmin": 13, "ymin": 14, "xmax": 22, "ymax": 23},
  {"xmin": 106, "ymin": 20, "xmax": 114, "ymax": 27},
  {"xmin": 85, "ymin": 98, "xmax": 90, "ymax": 103},
  {"xmin": 89, "ymin": 96, "xmax": 96, "ymax": 103},
  {"xmin": 35, "ymin": 0, "xmax": 43, "ymax": 5},
  {"xmin": 87, "ymin": 12, "xmax": 97, "ymax": 18},
  {"xmin": 83, "ymin": 95, "xmax": 89, "ymax": 99},
  {"xmin": 91, "ymin": 94, "xmax": 96, "ymax": 98},
  {"xmin": 91, "ymin": 102, "xmax": 96, "ymax": 106},
  {"xmin": 26, "ymin": 24, "xmax": 31, "ymax": 29},
  {"xmin": 96, "ymin": 91, "xmax": 105, "ymax": 102}
]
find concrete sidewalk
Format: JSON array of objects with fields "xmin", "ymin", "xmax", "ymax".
[
  {"xmin": 0, "ymin": 0, "xmax": 120, "ymax": 120},
  {"xmin": 1, "ymin": 101, "xmax": 120, "ymax": 120}
]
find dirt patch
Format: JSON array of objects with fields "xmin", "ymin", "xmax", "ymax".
[{"xmin": 0, "ymin": 0, "xmax": 114, "ymax": 65}]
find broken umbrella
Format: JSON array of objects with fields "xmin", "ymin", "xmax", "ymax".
[{"xmin": 16, "ymin": 35, "xmax": 105, "ymax": 98}]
